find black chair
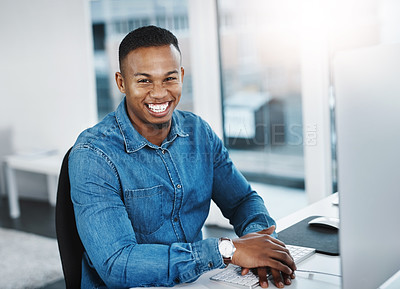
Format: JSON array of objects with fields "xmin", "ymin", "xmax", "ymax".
[{"xmin": 55, "ymin": 148, "xmax": 84, "ymax": 288}]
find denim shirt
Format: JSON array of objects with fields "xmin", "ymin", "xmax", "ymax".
[{"xmin": 69, "ymin": 98, "xmax": 276, "ymax": 288}]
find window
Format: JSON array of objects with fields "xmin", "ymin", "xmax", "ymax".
[{"xmin": 217, "ymin": 0, "xmax": 305, "ymax": 189}]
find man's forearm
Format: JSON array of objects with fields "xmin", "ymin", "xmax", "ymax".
[{"xmin": 81, "ymin": 238, "xmax": 225, "ymax": 287}]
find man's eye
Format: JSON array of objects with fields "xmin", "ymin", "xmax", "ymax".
[
  {"xmin": 165, "ymin": 77, "xmax": 177, "ymax": 81},
  {"xmin": 138, "ymin": 79, "xmax": 150, "ymax": 83}
]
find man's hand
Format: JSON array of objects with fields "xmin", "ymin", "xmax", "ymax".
[
  {"xmin": 231, "ymin": 226, "xmax": 296, "ymax": 288},
  {"xmin": 240, "ymin": 267, "xmax": 295, "ymax": 288}
]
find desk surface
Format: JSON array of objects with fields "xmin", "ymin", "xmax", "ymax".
[
  {"xmin": 277, "ymin": 193, "xmax": 339, "ymax": 232},
  {"xmin": 143, "ymin": 194, "xmax": 341, "ymax": 289}
]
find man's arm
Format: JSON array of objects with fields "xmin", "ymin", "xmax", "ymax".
[
  {"xmin": 207, "ymin": 126, "xmax": 296, "ymax": 288},
  {"xmin": 209, "ymin": 126, "xmax": 275, "ymax": 237},
  {"xmin": 69, "ymin": 146, "xmax": 225, "ymax": 288}
]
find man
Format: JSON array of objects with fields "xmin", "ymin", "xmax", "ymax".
[{"xmin": 69, "ymin": 25, "xmax": 296, "ymax": 289}]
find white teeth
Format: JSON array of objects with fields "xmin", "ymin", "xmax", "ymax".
[{"xmin": 148, "ymin": 103, "xmax": 169, "ymax": 113}]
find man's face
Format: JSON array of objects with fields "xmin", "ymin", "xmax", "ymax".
[{"xmin": 115, "ymin": 45, "xmax": 184, "ymax": 131}]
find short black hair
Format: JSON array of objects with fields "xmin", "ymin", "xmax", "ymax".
[{"xmin": 118, "ymin": 25, "xmax": 181, "ymax": 72}]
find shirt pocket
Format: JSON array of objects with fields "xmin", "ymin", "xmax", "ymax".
[{"xmin": 124, "ymin": 185, "xmax": 164, "ymax": 235}]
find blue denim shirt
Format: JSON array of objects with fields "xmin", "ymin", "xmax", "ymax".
[{"xmin": 69, "ymin": 98, "xmax": 276, "ymax": 288}]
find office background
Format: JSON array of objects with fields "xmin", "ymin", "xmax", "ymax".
[
  {"xmin": 1, "ymin": 0, "xmax": 400, "ymax": 288},
  {"xmin": 3, "ymin": 0, "xmax": 400, "ymax": 207}
]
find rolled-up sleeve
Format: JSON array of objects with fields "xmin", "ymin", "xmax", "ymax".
[{"xmin": 69, "ymin": 145, "xmax": 225, "ymax": 288}]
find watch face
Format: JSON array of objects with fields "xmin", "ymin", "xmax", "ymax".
[{"xmin": 219, "ymin": 239, "xmax": 234, "ymax": 258}]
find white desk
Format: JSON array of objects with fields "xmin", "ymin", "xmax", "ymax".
[
  {"xmin": 143, "ymin": 193, "xmax": 341, "ymax": 289},
  {"xmin": 3, "ymin": 152, "xmax": 64, "ymax": 218}
]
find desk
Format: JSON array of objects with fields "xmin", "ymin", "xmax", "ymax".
[
  {"xmin": 144, "ymin": 193, "xmax": 341, "ymax": 289},
  {"xmin": 4, "ymin": 152, "xmax": 64, "ymax": 218}
]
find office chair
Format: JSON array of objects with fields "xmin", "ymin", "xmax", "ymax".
[{"xmin": 55, "ymin": 148, "xmax": 84, "ymax": 289}]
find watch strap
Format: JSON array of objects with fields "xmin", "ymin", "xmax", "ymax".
[{"xmin": 223, "ymin": 257, "xmax": 232, "ymax": 265}]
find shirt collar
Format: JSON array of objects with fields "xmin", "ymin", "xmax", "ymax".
[{"xmin": 115, "ymin": 98, "xmax": 189, "ymax": 153}]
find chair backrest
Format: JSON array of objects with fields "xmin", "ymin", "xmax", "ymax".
[{"xmin": 55, "ymin": 148, "xmax": 84, "ymax": 289}]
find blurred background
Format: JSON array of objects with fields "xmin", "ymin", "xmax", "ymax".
[{"xmin": 0, "ymin": 0, "xmax": 399, "ymax": 288}]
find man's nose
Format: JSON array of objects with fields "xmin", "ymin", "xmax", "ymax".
[{"xmin": 150, "ymin": 83, "xmax": 168, "ymax": 98}]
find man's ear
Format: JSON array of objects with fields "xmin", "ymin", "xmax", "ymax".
[
  {"xmin": 180, "ymin": 66, "xmax": 185, "ymax": 82},
  {"xmin": 115, "ymin": 72, "xmax": 126, "ymax": 93}
]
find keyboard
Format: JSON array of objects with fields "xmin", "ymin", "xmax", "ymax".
[{"xmin": 210, "ymin": 244, "xmax": 316, "ymax": 289}]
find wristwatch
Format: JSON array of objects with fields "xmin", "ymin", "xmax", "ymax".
[{"xmin": 218, "ymin": 237, "xmax": 236, "ymax": 264}]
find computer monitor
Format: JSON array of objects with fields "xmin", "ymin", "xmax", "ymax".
[{"xmin": 334, "ymin": 43, "xmax": 400, "ymax": 289}]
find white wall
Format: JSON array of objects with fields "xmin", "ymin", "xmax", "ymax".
[
  {"xmin": 0, "ymin": 0, "xmax": 97, "ymax": 199},
  {"xmin": 380, "ymin": 0, "xmax": 400, "ymax": 44},
  {"xmin": 0, "ymin": 0, "xmax": 97, "ymax": 154}
]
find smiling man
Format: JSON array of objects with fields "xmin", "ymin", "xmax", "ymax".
[{"xmin": 69, "ymin": 26, "xmax": 296, "ymax": 289}]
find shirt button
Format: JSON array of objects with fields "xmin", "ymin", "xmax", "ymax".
[
  {"xmin": 208, "ymin": 261, "xmax": 214, "ymax": 268},
  {"xmin": 161, "ymin": 149, "xmax": 165, "ymax": 154},
  {"xmin": 176, "ymin": 184, "xmax": 182, "ymax": 189},
  {"xmin": 174, "ymin": 217, "xmax": 178, "ymax": 222}
]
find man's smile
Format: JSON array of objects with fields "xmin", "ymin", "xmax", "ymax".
[{"xmin": 146, "ymin": 101, "xmax": 171, "ymax": 115}]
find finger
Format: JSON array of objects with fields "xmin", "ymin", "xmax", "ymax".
[
  {"xmin": 240, "ymin": 227, "xmax": 279, "ymax": 241},
  {"xmin": 285, "ymin": 249, "xmax": 297, "ymax": 272},
  {"xmin": 241, "ymin": 268, "xmax": 249, "ymax": 275},
  {"xmin": 270, "ymin": 268, "xmax": 284, "ymax": 288},
  {"xmin": 281, "ymin": 272, "xmax": 292, "ymax": 285},
  {"xmin": 256, "ymin": 225, "xmax": 277, "ymax": 237},
  {"xmin": 257, "ymin": 267, "xmax": 269, "ymax": 288},
  {"xmin": 277, "ymin": 246, "xmax": 297, "ymax": 271},
  {"xmin": 262, "ymin": 248, "xmax": 297, "ymax": 273},
  {"xmin": 261, "ymin": 225, "xmax": 275, "ymax": 235},
  {"xmin": 262, "ymin": 257, "xmax": 293, "ymax": 275}
]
